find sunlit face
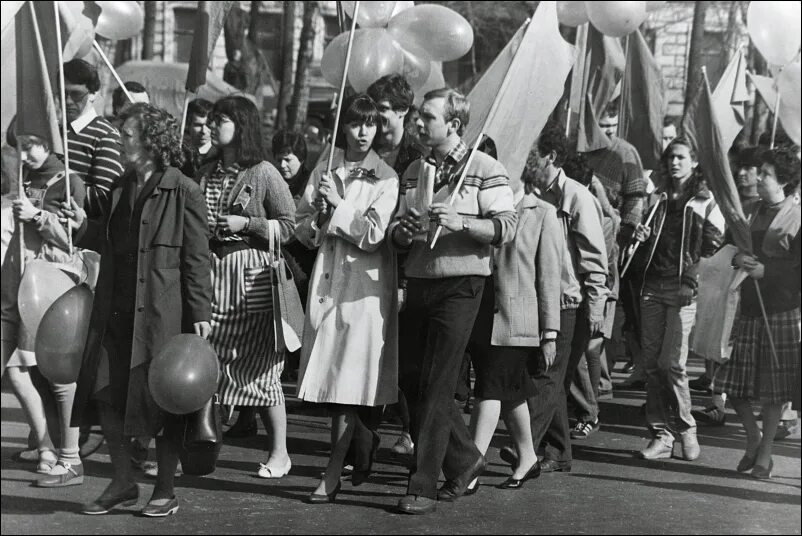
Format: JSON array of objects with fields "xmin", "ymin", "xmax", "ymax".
[
  {"xmin": 20, "ymin": 141, "xmax": 49, "ymax": 170},
  {"xmin": 276, "ymin": 151, "xmax": 302, "ymax": 181},
  {"xmin": 210, "ymin": 114, "xmax": 236, "ymax": 148},
  {"xmin": 736, "ymin": 165, "xmax": 759, "ymax": 189},
  {"xmin": 665, "ymin": 143, "xmax": 696, "ymax": 180},
  {"xmin": 599, "ymin": 114, "xmax": 619, "ymax": 139},
  {"xmin": 528, "ymin": 144, "xmax": 554, "ymax": 190},
  {"xmin": 416, "ymin": 97, "xmax": 458, "ymax": 148},
  {"xmin": 60, "ymin": 81, "xmax": 94, "ymax": 123},
  {"xmin": 343, "ymin": 120, "xmax": 376, "ymax": 154},
  {"xmin": 188, "ymin": 114, "xmax": 211, "ymax": 146},
  {"xmin": 662, "ymin": 124, "xmax": 677, "ymax": 150},
  {"xmin": 120, "ymin": 117, "xmax": 147, "ymax": 166},
  {"xmin": 757, "ymin": 163, "xmax": 785, "ymax": 201},
  {"xmin": 376, "ymin": 99, "xmax": 407, "ymax": 141}
]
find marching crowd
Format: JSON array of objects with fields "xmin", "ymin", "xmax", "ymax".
[{"xmin": 0, "ymin": 58, "xmax": 800, "ymax": 518}]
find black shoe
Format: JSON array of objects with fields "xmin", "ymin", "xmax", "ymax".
[
  {"xmin": 497, "ymin": 461, "xmax": 541, "ymax": 489},
  {"xmin": 465, "ymin": 478, "xmax": 480, "ymax": 496},
  {"xmin": 688, "ymin": 375, "xmax": 712, "ymax": 393},
  {"xmin": 539, "ymin": 459, "xmax": 571, "ymax": 473},
  {"xmin": 141, "ymin": 496, "xmax": 179, "ymax": 517},
  {"xmin": 437, "ymin": 456, "xmax": 487, "ymax": 502},
  {"xmin": 306, "ymin": 481, "xmax": 341, "ymax": 504},
  {"xmin": 352, "ymin": 431, "xmax": 381, "ymax": 487},
  {"xmin": 499, "ymin": 445, "xmax": 519, "ymax": 468},
  {"xmin": 224, "ymin": 420, "xmax": 258, "ymax": 439},
  {"xmin": 397, "ymin": 494, "xmax": 437, "ymax": 515},
  {"xmin": 691, "ymin": 406, "xmax": 726, "ymax": 426},
  {"xmin": 81, "ymin": 484, "xmax": 140, "ymax": 515},
  {"xmin": 615, "ymin": 379, "xmax": 646, "ymax": 391},
  {"xmin": 622, "ymin": 361, "xmax": 636, "ymax": 374},
  {"xmin": 78, "ymin": 433, "xmax": 105, "ymax": 459}
]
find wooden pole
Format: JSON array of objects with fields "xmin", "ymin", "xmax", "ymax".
[
  {"xmin": 93, "ymin": 40, "xmax": 134, "ymax": 103},
  {"xmin": 17, "ymin": 157, "xmax": 25, "ymax": 277},
  {"xmin": 429, "ymin": 19, "xmax": 531, "ymax": 250},
  {"xmin": 769, "ymin": 90, "xmax": 781, "ymax": 149},
  {"xmin": 52, "ymin": 1, "xmax": 73, "ymax": 253},
  {"xmin": 620, "ymin": 192, "xmax": 666, "ymax": 277},
  {"xmin": 179, "ymin": 91, "xmax": 193, "ymax": 142}
]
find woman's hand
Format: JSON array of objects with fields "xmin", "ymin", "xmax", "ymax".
[
  {"xmin": 57, "ymin": 198, "xmax": 86, "ymax": 231},
  {"xmin": 742, "ymin": 256, "xmax": 765, "ymax": 280},
  {"xmin": 217, "ymin": 215, "xmax": 248, "ymax": 234},
  {"xmin": 193, "ymin": 321, "xmax": 212, "ymax": 339},
  {"xmin": 12, "ymin": 196, "xmax": 39, "ymax": 223},
  {"xmin": 541, "ymin": 340, "xmax": 556, "ymax": 370},
  {"xmin": 633, "ymin": 223, "xmax": 651, "ymax": 243},
  {"xmin": 318, "ymin": 173, "xmax": 343, "ymax": 208}
]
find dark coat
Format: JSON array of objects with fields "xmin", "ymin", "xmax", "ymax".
[{"xmin": 70, "ymin": 167, "xmax": 212, "ymax": 436}]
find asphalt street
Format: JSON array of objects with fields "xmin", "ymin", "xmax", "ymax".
[{"xmin": 2, "ymin": 358, "xmax": 800, "ymax": 535}]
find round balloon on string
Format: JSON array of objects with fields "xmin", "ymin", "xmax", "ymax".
[
  {"xmin": 321, "ymin": 31, "xmax": 350, "ymax": 88},
  {"xmin": 35, "ymin": 284, "xmax": 93, "ymax": 385},
  {"xmin": 777, "ymin": 62, "xmax": 802, "ymax": 145},
  {"xmin": 392, "ymin": 40, "xmax": 432, "ymax": 92},
  {"xmin": 18, "ymin": 259, "xmax": 75, "ymax": 341},
  {"xmin": 413, "ymin": 61, "xmax": 446, "ymax": 107},
  {"xmin": 747, "ymin": 1, "xmax": 802, "ymax": 68},
  {"xmin": 390, "ymin": 1, "xmax": 415, "ymax": 19},
  {"xmin": 95, "ymin": 1, "xmax": 144, "ymax": 41},
  {"xmin": 586, "ymin": 1, "xmax": 648, "ymax": 38},
  {"xmin": 388, "ymin": 4, "xmax": 474, "ymax": 62},
  {"xmin": 342, "ymin": 1, "xmax": 397, "ymax": 28},
  {"xmin": 58, "ymin": 1, "xmax": 96, "ymax": 59},
  {"xmin": 348, "ymin": 29, "xmax": 405, "ymax": 92},
  {"xmin": 557, "ymin": 1, "xmax": 589, "ymax": 27},
  {"xmin": 149, "ymin": 334, "xmax": 219, "ymax": 415}
]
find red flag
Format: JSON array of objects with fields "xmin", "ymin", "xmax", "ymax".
[
  {"xmin": 15, "ymin": 1, "xmax": 62, "ymax": 154},
  {"xmin": 576, "ymin": 26, "xmax": 625, "ymax": 152},
  {"xmin": 186, "ymin": 1, "xmax": 234, "ymax": 92},
  {"xmin": 620, "ymin": 30, "xmax": 665, "ymax": 170},
  {"xmin": 711, "ymin": 48, "xmax": 748, "ymax": 151},
  {"xmin": 682, "ymin": 71, "xmax": 751, "ymax": 253}
]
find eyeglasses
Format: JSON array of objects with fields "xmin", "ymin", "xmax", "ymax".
[{"xmin": 63, "ymin": 89, "xmax": 90, "ymax": 103}]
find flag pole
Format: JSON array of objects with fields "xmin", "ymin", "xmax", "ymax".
[
  {"xmin": 17, "ymin": 157, "xmax": 25, "ymax": 277},
  {"xmin": 430, "ymin": 19, "xmax": 531, "ymax": 249},
  {"xmin": 93, "ymin": 40, "xmax": 134, "ymax": 103},
  {"xmin": 53, "ymin": 1, "xmax": 73, "ymax": 253},
  {"xmin": 324, "ymin": 2, "xmax": 360, "ymax": 180},
  {"xmin": 179, "ymin": 91, "xmax": 193, "ymax": 142},
  {"xmin": 769, "ymin": 90, "xmax": 781, "ymax": 149}
]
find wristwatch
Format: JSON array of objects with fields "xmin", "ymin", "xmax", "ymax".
[
  {"xmin": 540, "ymin": 330, "xmax": 558, "ymax": 342},
  {"xmin": 461, "ymin": 217, "xmax": 472, "ymax": 232}
]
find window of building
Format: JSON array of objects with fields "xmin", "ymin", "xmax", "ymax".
[
  {"xmin": 173, "ymin": 7, "xmax": 196, "ymax": 63},
  {"xmin": 250, "ymin": 12, "xmax": 283, "ymax": 73}
]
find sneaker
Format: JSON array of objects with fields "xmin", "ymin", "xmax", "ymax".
[
  {"xmin": 679, "ymin": 428, "xmax": 701, "ymax": 461},
  {"xmin": 640, "ymin": 437, "xmax": 673, "ymax": 459},
  {"xmin": 775, "ymin": 419, "xmax": 801, "ymax": 441},
  {"xmin": 36, "ymin": 461, "xmax": 84, "ymax": 487},
  {"xmin": 36, "ymin": 450, "xmax": 58, "ymax": 474},
  {"xmin": 570, "ymin": 419, "xmax": 599, "ymax": 439},
  {"xmin": 392, "ymin": 433, "xmax": 414, "ymax": 455},
  {"xmin": 688, "ymin": 375, "xmax": 712, "ymax": 394},
  {"xmin": 691, "ymin": 406, "xmax": 726, "ymax": 426},
  {"xmin": 143, "ymin": 461, "xmax": 183, "ymax": 478}
]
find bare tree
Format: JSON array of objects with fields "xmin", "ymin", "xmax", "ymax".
[
  {"xmin": 276, "ymin": 1, "xmax": 299, "ymax": 130},
  {"xmin": 685, "ymin": 1, "xmax": 709, "ymax": 111},
  {"xmin": 288, "ymin": 1, "xmax": 319, "ymax": 131},
  {"xmin": 142, "ymin": 1, "xmax": 156, "ymax": 60}
]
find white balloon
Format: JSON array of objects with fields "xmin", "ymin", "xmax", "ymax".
[
  {"xmin": 747, "ymin": 1, "xmax": 802, "ymax": 67},
  {"xmin": 586, "ymin": 1, "xmax": 648, "ymax": 38}
]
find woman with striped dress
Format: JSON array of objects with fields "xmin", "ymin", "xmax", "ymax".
[{"xmin": 197, "ymin": 96, "xmax": 296, "ymax": 479}]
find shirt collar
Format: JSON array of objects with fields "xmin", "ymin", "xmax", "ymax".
[
  {"xmin": 425, "ymin": 139, "xmax": 468, "ymax": 168},
  {"xmin": 70, "ymin": 106, "xmax": 98, "ymax": 134}
]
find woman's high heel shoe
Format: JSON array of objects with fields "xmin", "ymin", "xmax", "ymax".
[
  {"xmin": 751, "ymin": 459, "xmax": 774, "ymax": 480},
  {"xmin": 497, "ymin": 461, "xmax": 541, "ymax": 489},
  {"xmin": 307, "ymin": 481, "xmax": 342, "ymax": 504},
  {"xmin": 465, "ymin": 477, "xmax": 480, "ymax": 496}
]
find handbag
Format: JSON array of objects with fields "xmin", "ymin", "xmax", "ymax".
[
  {"xmin": 268, "ymin": 220, "xmax": 305, "ymax": 353},
  {"xmin": 178, "ymin": 393, "xmax": 223, "ymax": 476}
]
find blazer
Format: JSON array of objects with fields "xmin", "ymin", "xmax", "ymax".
[{"xmin": 491, "ymin": 193, "xmax": 562, "ymax": 346}]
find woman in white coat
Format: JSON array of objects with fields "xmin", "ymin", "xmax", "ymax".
[{"xmin": 295, "ymin": 95, "xmax": 399, "ymax": 503}]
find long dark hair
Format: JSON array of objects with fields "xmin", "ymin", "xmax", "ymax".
[
  {"xmin": 334, "ymin": 94, "xmax": 382, "ymax": 151},
  {"xmin": 211, "ymin": 96, "xmax": 267, "ymax": 167}
]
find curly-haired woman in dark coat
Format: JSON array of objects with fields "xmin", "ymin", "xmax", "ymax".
[{"xmin": 61, "ymin": 103, "xmax": 212, "ymax": 516}]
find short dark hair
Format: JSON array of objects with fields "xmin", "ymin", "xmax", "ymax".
[
  {"xmin": 112, "ymin": 82, "xmax": 148, "ymax": 114},
  {"xmin": 737, "ymin": 146, "xmax": 764, "ymax": 169},
  {"xmin": 536, "ymin": 121, "xmax": 569, "ymax": 167},
  {"xmin": 562, "ymin": 150, "xmax": 593, "ymax": 186},
  {"xmin": 367, "ymin": 74, "xmax": 414, "ymax": 114},
  {"xmin": 334, "ymin": 94, "xmax": 383, "ymax": 150},
  {"xmin": 662, "ymin": 135, "xmax": 698, "ymax": 165},
  {"xmin": 17, "ymin": 134, "xmax": 50, "ymax": 154},
  {"xmin": 119, "ymin": 103, "xmax": 184, "ymax": 171},
  {"xmin": 662, "ymin": 116, "xmax": 677, "ymax": 128},
  {"xmin": 63, "ymin": 59, "xmax": 100, "ymax": 93},
  {"xmin": 760, "ymin": 146, "xmax": 801, "ymax": 192},
  {"xmin": 272, "ymin": 130, "xmax": 307, "ymax": 163},
  {"xmin": 422, "ymin": 87, "xmax": 470, "ymax": 136},
  {"xmin": 210, "ymin": 96, "xmax": 267, "ymax": 167},
  {"xmin": 602, "ymin": 100, "xmax": 619, "ymax": 119},
  {"xmin": 187, "ymin": 98, "xmax": 213, "ymax": 121}
]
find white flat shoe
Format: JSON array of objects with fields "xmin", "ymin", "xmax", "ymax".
[{"xmin": 257, "ymin": 459, "xmax": 291, "ymax": 479}]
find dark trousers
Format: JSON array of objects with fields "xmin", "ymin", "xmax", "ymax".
[
  {"xmin": 527, "ymin": 309, "xmax": 578, "ymax": 464},
  {"xmin": 403, "ymin": 276, "xmax": 485, "ymax": 499}
]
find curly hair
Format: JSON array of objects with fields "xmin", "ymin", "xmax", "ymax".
[
  {"xmin": 760, "ymin": 145, "xmax": 801, "ymax": 194},
  {"xmin": 210, "ymin": 96, "xmax": 267, "ymax": 167},
  {"xmin": 119, "ymin": 103, "xmax": 184, "ymax": 171},
  {"xmin": 535, "ymin": 120, "xmax": 569, "ymax": 167},
  {"xmin": 367, "ymin": 74, "xmax": 414, "ymax": 115}
]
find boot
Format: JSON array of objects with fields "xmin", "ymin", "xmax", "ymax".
[
  {"xmin": 640, "ymin": 436, "xmax": 673, "ymax": 460},
  {"xmin": 679, "ymin": 428, "xmax": 701, "ymax": 461}
]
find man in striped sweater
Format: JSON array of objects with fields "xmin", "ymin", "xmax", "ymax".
[
  {"xmin": 60, "ymin": 59, "xmax": 124, "ymax": 218},
  {"xmin": 390, "ymin": 88, "xmax": 517, "ymax": 515}
]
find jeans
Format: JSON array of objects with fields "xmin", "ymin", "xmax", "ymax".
[
  {"xmin": 404, "ymin": 276, "xmax": 485, "ymax": 499},
  {"xmin": 567, "ymin": 307, "xmax": 602, "ymax": 423},
  {"xmin": 641, "ymin": 277, "xmax": 697, "ymax": 437},
  {"xmin": 528, "ymin": 309, "xmax": 578, "ymax": 464}
]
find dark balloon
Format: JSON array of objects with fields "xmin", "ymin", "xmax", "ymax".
[
  {"xmin": 149, "ymin": 334, "xmax": 219, "ymax": 415},
  {"xmin": 35, "ymin": 284, "xmax": 94, "ymax": 384}
]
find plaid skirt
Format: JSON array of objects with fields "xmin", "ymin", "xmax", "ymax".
[{"xmin": 713, "ymin": 308, "xmax": 801, "ymax": 405}]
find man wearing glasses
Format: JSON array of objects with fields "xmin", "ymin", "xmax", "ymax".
[{"xmin": 60, "ymin": 59, "xmax": 125, "ymax": 219}]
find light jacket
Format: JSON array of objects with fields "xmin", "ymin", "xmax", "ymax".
[{"xmin": 490, "ymin": 193, "xmax": 562, "ymax": 346}]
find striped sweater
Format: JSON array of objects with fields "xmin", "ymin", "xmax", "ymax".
[
  {"xmin": 583, "ymin": 137, "xmax": 646, "ymax": 229},
  {"xmin": 67, "ymin": 115, "xmax": 124, "ymax": 218}
]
